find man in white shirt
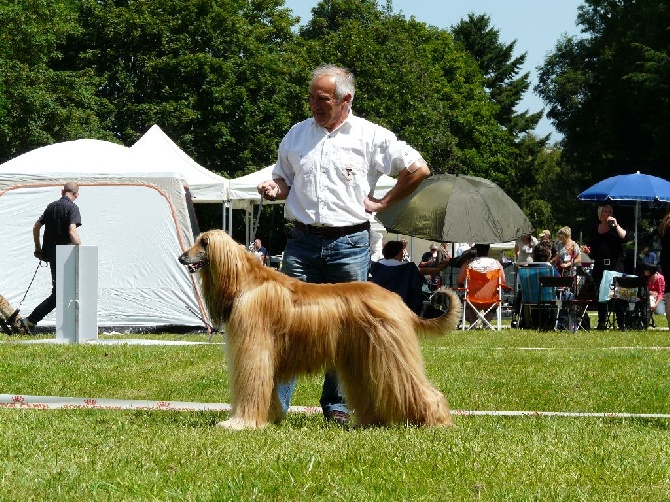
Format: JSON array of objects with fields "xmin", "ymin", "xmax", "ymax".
[{"xmin": 258, "ymin": 64, "xmax": 430, "ymax": 424}]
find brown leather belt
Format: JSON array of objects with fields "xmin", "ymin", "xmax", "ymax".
[{"xmin": 293, "ymin": 221, "xmax": 370, "ymax": 238}]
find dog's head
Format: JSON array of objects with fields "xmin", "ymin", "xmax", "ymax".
[{"xmin": 178, "ymin": 233, "xmax": 211, "ymax": 274}]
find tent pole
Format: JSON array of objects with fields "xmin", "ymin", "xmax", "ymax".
[
  {"xmin": 221, "ymin": 201, "xmax": 226, "ymax": 232},
  {"xmin": 228, "ymin": 202, "xmax": 233, "ymax": 236}
]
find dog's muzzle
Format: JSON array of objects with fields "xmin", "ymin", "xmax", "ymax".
[{"xmin": 178, "ymin": 255, "xmax": 208, "ymax": 274}]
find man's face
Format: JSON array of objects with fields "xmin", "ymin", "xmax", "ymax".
[{"xmin": 309, "ymin": 76, "xmax": 350, "ymax": 131}]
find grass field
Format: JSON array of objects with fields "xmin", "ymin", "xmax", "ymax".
[{"xmin": 1, "ymin": 322, "xmax": 669, "ymax": 501}]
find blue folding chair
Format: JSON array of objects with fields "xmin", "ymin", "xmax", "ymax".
[{"xmin": 515, "ymin": 263, "xmax": 555, "ymax": 329}]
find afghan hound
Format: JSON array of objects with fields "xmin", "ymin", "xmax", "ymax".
[
  {"xmin": 178, "ymin": 230, "xmax": 461, "ymax": 429},
  {"xmin": 0, "ymin": 294, "xmax": 27, "ymax": 335}
]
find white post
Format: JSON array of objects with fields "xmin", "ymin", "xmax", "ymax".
[{"xmin": 55, "ymin": 245, "xmax": 98, "ymax": 343}]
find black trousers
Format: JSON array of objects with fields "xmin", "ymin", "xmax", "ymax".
[{"xmin": 27, "ymin": 259, "xmax": 56, "ymax": 324}]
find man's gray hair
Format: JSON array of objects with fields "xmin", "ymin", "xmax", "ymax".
[
  {"xmin": 63, "ymin": 181, "xmax": 79, "ymax": 194},
  {"xmin": 312, "ymin": 64, "xmax": 355, "ymax": 102}
]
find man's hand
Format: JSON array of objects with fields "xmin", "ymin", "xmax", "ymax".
[
  {"xmin": 364, "ymin": 194, "xmax": 383, "ymax": 213},
  {"xmin": 257, "ymin": 178, "xmax": 290, "ymax": 201},
  {"xmin": 33, "ymin": 248, "xmax": 41, "ymax": 259},
  {"xmin": 364, "ymin": 161, "xmax": 430, "ymax": 214},
  {"xmin": 257, "ymin": 180, "xmax": 279, "ymax": 201}
]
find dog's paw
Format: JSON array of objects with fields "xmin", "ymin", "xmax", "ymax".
[{"xmin": 216, "ymin": 418, "xmax": 263, "ymax": 430}]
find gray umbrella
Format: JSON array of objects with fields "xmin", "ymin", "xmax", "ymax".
[{"xmin": 375, "ymin": 174, "xmax": 532, "ymax": 244}]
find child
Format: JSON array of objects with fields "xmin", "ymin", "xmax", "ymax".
[{"xmin": 645, "ymin": 265, "xmax": 666, "ymax": 315}]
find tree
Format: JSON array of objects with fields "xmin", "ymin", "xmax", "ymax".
[
  {"xmin": 299, "ymin": 0, "xmax": 515, "ymax": 187},
  {"xmin": 0, "ymin": 0, "xmax": 113, "ymax": 163},
  {"xmin": 451, "ymin": 13, "xmax": 543, "ymax": 138},
  {"xmin": 536, "ymin": 0, "xmax": 670, "ymax": 184},
  {"xmin": 62, "ymin": 0, "xmax": 307, "ymax": 176}
]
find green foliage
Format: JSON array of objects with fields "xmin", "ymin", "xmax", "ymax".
[
  {"xmin": 64, "ymin": 0, "xmax": 306, "ymax": 176},
  {"xmin": 0, "ymin": 0, "xmax": 567, "ymax": 234},
  {"xmin": 0, "ymin": 0, "xmax": 114, "ymax": 162},
  {"xmin": 537, "ymin": 0, "xmax": 670, "ymax": 185},
  {"xmin": 300, "ymin": 1, "xmax": 515, "ymax": 182},
  {"xmin": 451, "ymin": 13, "xmax": 542, "ymax": 137}
]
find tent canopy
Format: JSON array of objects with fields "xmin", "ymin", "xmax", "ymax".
[
  {"xmin": 0, "ymin": 139, "xmax": 208, "ymax": 329},
  {"xmin": 131, "ymin": 124, "xmax": 229, "ymax": 203}
]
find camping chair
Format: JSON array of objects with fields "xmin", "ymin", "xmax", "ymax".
[
  {"xmin": 459, "ymin": 266, "xmax": 510, "ymax": 330},
  {"xmin": 609, "ymin": 275, "xmax": 651, "ymax": 331},
  {"xmin": 515, "ymin": 263, "xmax": 555, "ymax": 329},
  {"xmin": 538, "ymin": 275, "xmax": 591, "ymax": 332}
]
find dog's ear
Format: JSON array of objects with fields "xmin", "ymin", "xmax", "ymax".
[{"xmin": 200, "ymin": 234, "xmax": 209, "ymax": 249}]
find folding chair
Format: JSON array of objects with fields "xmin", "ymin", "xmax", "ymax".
[
  {"xmin": 515, "ymin": 263, "xmax": 555, "ymax": 329},
  {"xmin": 538, "ymin": 276, "xmax": 591, "ymax": 332},
  {"xmin": 609, "ymin": 275, "xmax": 651, "ymax": 331},
  {"xmin": 459, "ymin": 266, "xmax": 509, "ymax": 330}
]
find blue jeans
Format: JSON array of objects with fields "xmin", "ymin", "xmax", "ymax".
[{"xmin": 277, "ymin": 226, "xmax": 370, "ymax": 414}]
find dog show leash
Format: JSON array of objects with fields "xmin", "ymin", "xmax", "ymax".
[
  {"xmin": 248, "ymin": 195, "xmax": 264, "ymax": 251},
  {"xmin": 10, "ymin": 261, "xmax": 46, "ymax": 324}
]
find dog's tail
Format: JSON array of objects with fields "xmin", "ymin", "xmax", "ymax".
[{"xmin": 416, "ymin": 288, "xmax": 462, "ymax": 336}]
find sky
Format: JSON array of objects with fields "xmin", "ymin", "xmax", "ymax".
[{"xmin": 282, "ymin": 0, "xmax": 585, "ymax": 140}]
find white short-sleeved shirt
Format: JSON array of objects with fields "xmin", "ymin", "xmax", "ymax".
[{"xmin": 273, "ymin": 113, "xmax": 423, "ymax": 226}]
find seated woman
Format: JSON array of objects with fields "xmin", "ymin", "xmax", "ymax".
[
  {"xmin": 645, "ymin": 264, "xmax": 666, "ymax": 315},
  {"xmin": 370, "ymin": 240, "xmax": 448, "ymax": 316},
  {"xmin": 457, "ymin": 244, "xmax": 506, "ymax": 324}
]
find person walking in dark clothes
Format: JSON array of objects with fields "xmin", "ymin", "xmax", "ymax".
[{"xmin": 22, "ymin": 182, "xmax": 82, "ymax": 333}]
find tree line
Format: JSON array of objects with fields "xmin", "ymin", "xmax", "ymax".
[{"xmin": 1, "ymin": 0, "xmax": 667, "ymax": 247}]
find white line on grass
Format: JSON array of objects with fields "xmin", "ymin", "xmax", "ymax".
[{"xmin": 2, "ymin": 394, "xmax": 669, "ymax": 419}]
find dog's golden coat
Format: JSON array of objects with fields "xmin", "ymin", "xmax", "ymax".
[
  {"xmin": 179, "ymin": 230, "xmax": 461, "ymax": 429},
  {"xmin": 0, "ymin": 294, "xmax": 27, "ymax": 335}
]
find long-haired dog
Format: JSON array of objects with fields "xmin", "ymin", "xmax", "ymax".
[
  {"xmin": 179, "ymin": 230, "xmax": 461, "ymax": 429},
  {"xmin": 0, "ymin": 294, "xmax": 27, "ymax": 335}
]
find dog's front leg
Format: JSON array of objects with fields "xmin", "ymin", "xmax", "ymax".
[{"xmin": 217, "ymin": 345, "xmax": 275, "ymax": 430}]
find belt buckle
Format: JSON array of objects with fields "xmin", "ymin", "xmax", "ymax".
[{"xmin": 603, "ymin": 259, "xmax": 610, "ymax": 266}]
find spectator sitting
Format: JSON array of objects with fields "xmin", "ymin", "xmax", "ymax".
[
  {"xmin": 370, "ymin": 241, "xmax": 448, "ymax": 315},
  {"xmin": 645, "ymin": 264, "xmax": 666, "ymax": 315},
  {"xmin": 532, "ymin": 240, "xmax": 554, "ymax": 264},
  {"xmin": 457, "ymin": 244, "xmax": 506, "ymax": 324},
  {"xmin": 640, "ymin": 246, "xmax": 658, "ymax": 266},
  {"xmin": 419, "ymin": 242, "xmax": 443, "ymax": 290}
]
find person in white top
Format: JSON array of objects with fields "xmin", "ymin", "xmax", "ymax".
[
  {"xmin": 515, "ymin": 234, "xmax": 538, "ymax": 263},
  {"xmin": 257, "ymin": 64, "xmax": 430, "ymax": 425}
]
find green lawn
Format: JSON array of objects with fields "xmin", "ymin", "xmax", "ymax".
[{"xmin": 1, "ymin": 325, "xmax": 669, "ymax": 501}]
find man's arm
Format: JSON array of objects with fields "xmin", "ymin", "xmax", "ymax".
[
  {"xmin": 33, "ymin": 221, "xmax": 43, "ymax": 258},
  {"xmin": 69, "ymin": 224, "xmax": 81, "ymax": 245},
  {"xmin": 364, "ymin": 160, "xmax": 430, "ymax": 213}
]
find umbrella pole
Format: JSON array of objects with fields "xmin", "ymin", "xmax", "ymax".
[{"xmin": 634, "ymin": 201, "xmax": 639, "ymax": 270}]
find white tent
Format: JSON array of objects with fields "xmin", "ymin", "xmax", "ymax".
[
  {"xmin": 131, "ymin": 124, "xmax": 229, "ymax": 203},
  {"xmin": 0, "ymin": 139, "xmax": 208, "ymax": 329}
]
